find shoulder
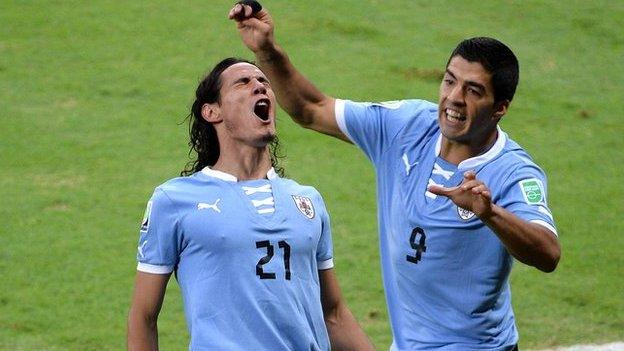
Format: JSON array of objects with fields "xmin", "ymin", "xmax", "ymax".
[
  {"xmin": 398, "ymin": 100, "xmax": 439, "ymax": 134},
  {"xmin": 279, "ymin": 177, "xmax": 322, "ymax": 197},
  {"xmin": 499, "ymin": 138, "xmax": 544, "ymax": 174},
  {"xmin": 342, "ymin": 98, "xmax": 437, "ymax": 116},
  {"xmin": 485, "ymin": 137, "xmax": 549, "ymax": 194},
  {"xmin": 278, "ymin": 178, "xmax": 326, "ymax": 206},
  {"xmin": 403, "ymin": 99, "xmax": 438, "ymax": 114},
  {"xmin": 153, "ymin": 172, "xmax": 217, "ymax": 201}
]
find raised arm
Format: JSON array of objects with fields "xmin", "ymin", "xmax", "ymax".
[
  {"xmin": 319, "ymin": 269, "xmax": 376, "ymax": 351},
  {"xmin": 127, "ymin": 272, "xmax": 171, "ymax": 351},
  {"xmin": 229, "ymin": 2, "xmax": 349, "ymax": 142}
]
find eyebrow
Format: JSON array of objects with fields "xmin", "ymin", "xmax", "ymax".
[
  {"xmin": 445, "ymin": 69, "xmax": 486, "ymax": 92},
  {"xmin": 231, "ymin": 76, "xmax": 270, "ymax": 87}
]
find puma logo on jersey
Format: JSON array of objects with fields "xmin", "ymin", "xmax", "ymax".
[
  {"xmin": 198, "ymin": 199, "xmax": 221, "ymax": 213},
  {"xmin": 402, "ymin": 153, "xmax": 419, "ymax": 176},
  {"xmin": 137, "ymin": 240, "xmax": 148, "ymax": 258}
]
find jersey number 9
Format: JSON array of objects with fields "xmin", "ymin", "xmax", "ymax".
[{"xmin": 406, "ymin": 227, "xmax": 427, "ymax": 264}]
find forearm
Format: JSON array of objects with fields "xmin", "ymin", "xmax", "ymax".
[
  {"xmin": 127, "ymin": 309, "xmax": 159, "ymax": 351},
  {"xmin": 325, "ymin": 304, "xmax": 375, "ymax": 351},
  {"xmin": 255, "ymin": 45, "xmax": 328, "ymax": 123},
  {"xmin": 481, "ymin": 205, "xmax": 560, "ymax": 272},
  {"xmin": 232, "ymin": 5, "xmax": 345, "ymax": 139},
  {"xmin": 127, "ymin": 272, "xmax": 169, "ymax": 351},
  {"xmin": 254, "ymin": 45, "xmax": 345, "ymax": 140}
]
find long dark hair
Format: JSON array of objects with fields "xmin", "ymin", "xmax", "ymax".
[{"xmin": 180, "ymin": 57, "xmax": 285, "ymax": 177}]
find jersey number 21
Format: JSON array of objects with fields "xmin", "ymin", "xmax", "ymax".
[{"xmin": 256, "ymin": 240, "xmax": 291, "ymax": 280}]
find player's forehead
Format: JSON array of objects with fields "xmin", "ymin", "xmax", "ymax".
[
  {"xmin": 446, "ymin": 56, "xmax": 493, "ymax": 88},
  {"xmin": 221, "ymin": 62, "xmax": 267, "ymax": 83}
]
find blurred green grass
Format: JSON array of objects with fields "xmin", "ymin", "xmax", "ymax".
[{"xmin": 1, "ymin": 1, "xmax": 622, "ymax": 349}]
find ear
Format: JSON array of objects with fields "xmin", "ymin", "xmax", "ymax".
[
  {"xmin": 201, "ymin": 103, "xmax": 222, "ymax": 123},
  {"xmin": 492, "ymin": 100, "xmax": 510, "ymax": 121}
]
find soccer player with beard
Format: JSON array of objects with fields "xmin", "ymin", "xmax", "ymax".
[
  {"xmin": 231, "ymin": 3, "xmax": 561, "ymax": 350},
  {"xmin": 127, "ymin": 58, "xmax": 374, "ymax": 351}
]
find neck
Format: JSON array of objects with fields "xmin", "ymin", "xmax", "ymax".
[
  {"xmin": 439, "ymin": 129, "xmax": 498, "ymax": 165},
  {"xmin": 212, "ymin": 143, "xmax": 272, "ymax": 181}
]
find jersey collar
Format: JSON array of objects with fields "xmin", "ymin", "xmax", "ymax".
[
  {"xmin": 434, "ymin": 125, "xmax": 507, "ymax": 171},
  {"xmin": 200, "ymin": 167, "xmax": 278, "ymax": 182}
]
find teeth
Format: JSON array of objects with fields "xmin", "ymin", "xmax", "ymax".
[
  {"xmin": 254, "ymin": 99, "xmax": 270, "ymax": 121},
  {"xmin": 445, "ymin": 109, "xmax": 465, "ymax": 121}
]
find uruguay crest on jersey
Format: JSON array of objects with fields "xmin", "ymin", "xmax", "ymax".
[
  {"xmin": 292, "ymin": 195, "xmax": 315, "ymax": 219},
  {"xmin": 457, "ymin": 206, "xmax": 475, "ymax": 220}
]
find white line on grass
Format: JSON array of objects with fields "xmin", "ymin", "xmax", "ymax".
[{"xmin": 535, "ymin": 342, "xmax": 624, "ymax": 351}]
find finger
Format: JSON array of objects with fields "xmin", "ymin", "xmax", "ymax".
[
  {"xmin": 471, "ymin": 184, "xmax": 488, "ymax": 194},
  {"xmin": 229, "ymin": 3, "xmax": 253, "ymax": 21},
  {"xmin": 480, "ymin": 189, "xmax": 491, "ymax": 201},
  {"xmin": 236, "ymin": 15, "xmax": 264, "ymax": 29},
  {"xmin": 460, "ymin": 179, "xmax": 482, "ymax": 191},
  {"xmin": 228, "ymin": 3, "xmax": 244, "ymax": 19},
  {"xmin": 463, "ymin": 170, "xmax": 476, "ymax": 181},
  {"xmin": 427, "ymin": 184, "xmax": 457, "ymax": 197},
  {"xmin": 231, "ymin": 1, "xmax": 262, "ymax": 19},
  {"xmin": 238, "ymin": 0, "xmax": 263, "ymax": 14}
]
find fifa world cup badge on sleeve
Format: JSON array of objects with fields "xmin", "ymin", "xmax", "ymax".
[
  {"xmin": 140, "ymin": 201, "xmax": 152, "ymax": 232},
  {"xmin": 519, "ymin": 179, "xmax": 545, "ymax": 205},
  {"xmin": 292, "ymin": 195, "xmax": 315, "ymax": 219}
]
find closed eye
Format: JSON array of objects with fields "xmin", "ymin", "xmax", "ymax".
[{"xmin": 234, "ymin": 77, "xmax": 251, "ymax": 86}]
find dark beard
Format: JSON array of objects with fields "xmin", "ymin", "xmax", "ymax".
[{"xmin": 260, "ymin": 132, "xmax": 276, "ymax": 144}]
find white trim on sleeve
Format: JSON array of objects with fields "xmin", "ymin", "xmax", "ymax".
[
  {"xmin": 531, "ymin": 220, "xmax": 558, "ymax": 237},
  {"xmin": 334, "ymin": 99, "xmax": 354, "ymax": 143},
  {"xmin": 317, "ymin": 258, "xmax": 334, "ymax": 270},
  {"xmin": 137, "ymin": 262, "xmax": 174, "ymax": 274},
  {"xmin": 538, "ymin": 205, "xmax": 554, "ymax": 221}
]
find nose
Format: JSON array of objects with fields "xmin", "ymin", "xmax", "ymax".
[
  {"xmin": 252, "ymin": 79, "xmax": 267, "ymax": 95},
  {"xmin": 447, "ymin": 84, "xmax": 465, "ymax": 106}
]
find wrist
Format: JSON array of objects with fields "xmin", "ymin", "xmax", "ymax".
[
  {"xmin": 477, "ymin": 203, "xmax": 497, "ymax": 221},
  {"xmin": 255, "ymin": 42, "xmax": 282, "ymax": 62}
]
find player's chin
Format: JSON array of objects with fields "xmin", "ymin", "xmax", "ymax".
[{"xmin": 260, "ymin": 131, "xmax": 276, "ymax": 144}]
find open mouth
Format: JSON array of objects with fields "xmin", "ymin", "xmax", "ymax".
[
  {"xmin": 254, "ymin": 99, "xmax": 271, "ymax": 121},
  {"xmin": 445, "ymin": 108, "xmax": 466, "ymax": 122}
]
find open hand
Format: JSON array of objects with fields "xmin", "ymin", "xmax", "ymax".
[{"xmin": 428, "ymin": 170, "xmax": 494, "ymax": 218}]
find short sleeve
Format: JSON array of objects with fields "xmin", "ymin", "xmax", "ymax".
[
  {"xmin": 498, "ymin": 165, "xmax": 558, "ymax": 236},
  {"xmin": 315, "ymin": 194, "xmax": 334, "ymax": 270},
  {"xmin": 335, "ymin": 99, "xmax": 437, "ymax": 163},
  {"xmin": 135, "ymin": 188, "xmax": 182, "ymax": 274}
]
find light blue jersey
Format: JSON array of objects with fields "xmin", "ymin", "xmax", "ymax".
[
  {"xmin": 136, "ymin": 168, "xmax": 334, "ymax": 350},
  {"xmin": 336, "ymin": 99, "xmax": 557, "ymax": 350}
]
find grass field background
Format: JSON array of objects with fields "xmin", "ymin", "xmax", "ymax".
[{"xmin": 1, "ymin": 1, "xmax": 623, "ymax": 349}]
